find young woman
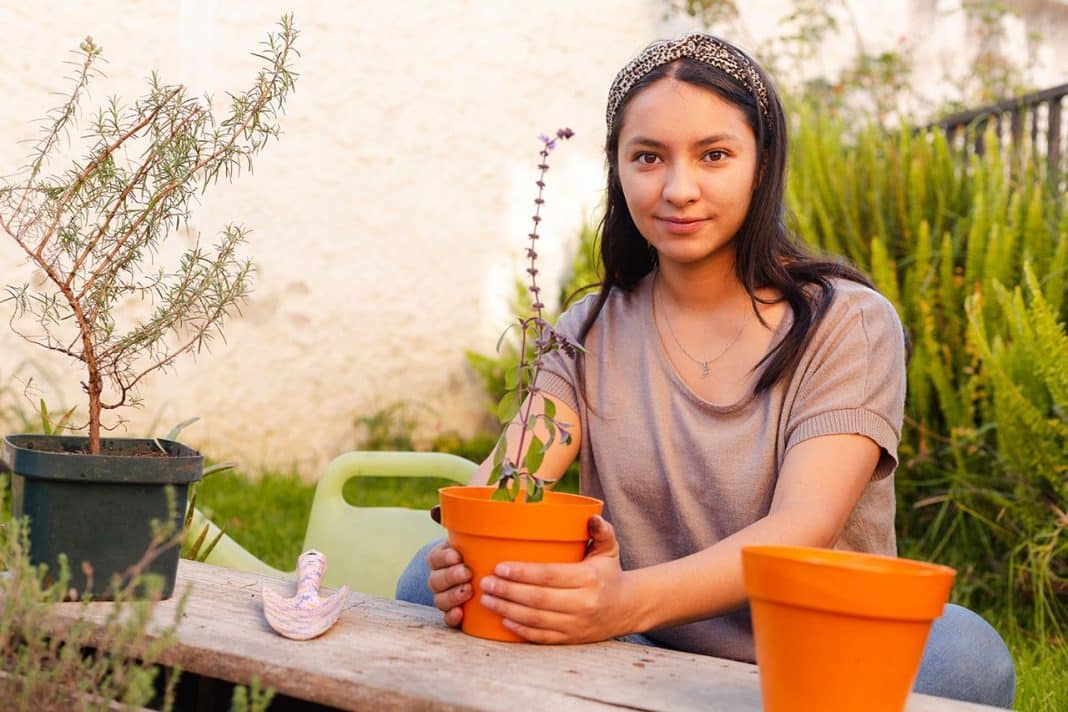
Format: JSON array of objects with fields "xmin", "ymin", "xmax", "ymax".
[{"xmin": 396, "ymin": 33, "xmax": 1016, "ymax": 708}]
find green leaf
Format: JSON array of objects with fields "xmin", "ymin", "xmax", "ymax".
[
  {"xmin": 527, "ymin": 479, "xmax": 545, "ymax": 503},
  {"xmin": 198, "ymin": 529, "xmax": 226, "ymax": 563},
  {"xmin": 164, "ymin": 416, "xmax": 200, "ymax": 442},
  {"xmin": 542, "ymin": 420, "xmax": 556, "ymax": 450},
  {"xmin": 524, "ymin": 435, "xmax": 545, "ymax": 476},
  {"xmin": 39, "ymin": 399, "xmax": 51, "ymax": 435},
  {"xmin": 187, "ymin": 523, "xmax": 210, "ymax": 560},
  {"xmin": 492, "ymin": 431, "xmax": 508, "ymax": 470},
  {"xmin": 202, "ymin": 461, "xmax": 237, "ymax": 478},
  {"xmin": 52, "ymin": 405, "xmax": 77, "ymax": 435},
  {"xmin": 504, "ymin": 364, "xmax": 521, "ymax": 390},
  {"xmin": 489, "ymin": 459, "xmax": 504, "ymax": 485},
  {"xmin": 184, "ymin": 488, "xmax": 198, "ymax": 530},
  {"xmin": 495, "ymin": 323, "xmax": 518, "ymax": 353},
  {"xmin": 496, "ymin": 391, "xmax": 519, "ymax": 424},
  {"xmin": 491, "ymin": 481, "xmax": 513, "ymax": 502},
  {"xmin": 543, "ymin": 398, "xmax": 556, "ymax": 421}
]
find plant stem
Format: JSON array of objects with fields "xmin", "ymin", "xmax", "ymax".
[{"xmin": 509, "ymin": 135, "xmax": 560, "ymax": 491}]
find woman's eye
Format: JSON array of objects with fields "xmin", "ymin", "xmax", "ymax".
[
  {"xmin": 704, "ymin": 149, "xmax": 728, "ymax": 162},
  {"xmin": 635, "ymin": 152, "xmax": 659, "ymax": 165}
]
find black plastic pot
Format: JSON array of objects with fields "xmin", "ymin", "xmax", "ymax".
[{"xmin": 2, "ymin": 434, "xmax": 203, "ymax": 599}]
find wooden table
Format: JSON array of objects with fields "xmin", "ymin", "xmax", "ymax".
[{"xmin": 46, "ymin": 560, "xmax": 998, "ymax": 711}]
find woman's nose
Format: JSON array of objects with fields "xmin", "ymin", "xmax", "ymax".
[{"xmin": 662, "ymin": 164, "xmax": 700, "ymax": 206}]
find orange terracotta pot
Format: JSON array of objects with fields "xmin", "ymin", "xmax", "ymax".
[
  {"xmin": 438, "ymin": 485, "xmax": 603, "ymax": 642},
  {"xmin": 741, "ymin": 545, "xmax": 955, "ymax": 712}
]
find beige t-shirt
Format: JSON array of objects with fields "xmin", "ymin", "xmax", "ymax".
[{"xmin": 537, "ymin": 274, "xmax": 907, "ymax": 662}]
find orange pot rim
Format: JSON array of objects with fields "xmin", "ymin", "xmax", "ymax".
[
  {"xmin": 742, "ymin": 545, "xmax": 956, "ymax": 577},
  {"xmin": 742, "ymin": 545, "xmax": 956, "ymax": 621},
  {"xmin": 438, "ymin": 485, "xmax": 603, "ymax": 542}
]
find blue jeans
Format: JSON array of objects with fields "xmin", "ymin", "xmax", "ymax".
[{"xmin": 395, "ymin": 540, "xmax": 1016, "ymax": 708}]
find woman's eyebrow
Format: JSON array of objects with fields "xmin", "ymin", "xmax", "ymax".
[
  {"xmin": 695, "ymin": 133, "xmax": 742, "ymax": 145},
  {"xmin": 625, "ymin": 133, "xmax": 742, "ymax": 149}
]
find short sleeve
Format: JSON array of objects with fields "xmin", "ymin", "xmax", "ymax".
[
  {"xmin": 533, "ymin": 294, "xmax": 600, "ymax": 414},
  {"xmin": 784, "ymin": 285, "xmax": 907, "ymax": 480}
]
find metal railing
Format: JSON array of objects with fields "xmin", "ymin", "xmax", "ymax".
[{"xmin": 934, "ymin": 82, "xmax": 1068, "ymax": 180}]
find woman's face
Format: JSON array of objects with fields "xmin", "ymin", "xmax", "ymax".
[{"xmin": 616, "ymin": 77, "xmax": 758, "ymax": 269}]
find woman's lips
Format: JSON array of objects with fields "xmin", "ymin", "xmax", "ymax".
[{"xmin": 657, "ymin": 217, "xmax": 709, "ymax": 235}]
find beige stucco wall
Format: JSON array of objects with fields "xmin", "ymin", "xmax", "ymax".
[{"xmin": 1, "ymin": 1, "xmax": 1065, "ymax": 477}]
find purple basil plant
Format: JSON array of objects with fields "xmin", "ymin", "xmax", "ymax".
[{"xmin": 488, "ymin": 128, "xmax": 584, "ymax": 503}]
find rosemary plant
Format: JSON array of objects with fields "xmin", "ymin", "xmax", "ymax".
[
  {"xmin": 488, "ymin": 129, "xmax": 583, "ymax": 503},
  {"xmin": 0, "ymin": 15, "xmax": 300, "ymax": 454}
]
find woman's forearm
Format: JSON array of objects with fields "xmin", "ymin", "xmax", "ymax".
[
  {"xmin": 623, "ymin": 435, "xmax": 879, "ymax": 634},
  {"xmin": 621, "ymin": 509, "xmax": 837, "ymax": 635}
]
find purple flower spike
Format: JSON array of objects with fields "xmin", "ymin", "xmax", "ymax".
[{"xmin": 491, "ymin": 127, "xmax": 579, "ymax": 503}]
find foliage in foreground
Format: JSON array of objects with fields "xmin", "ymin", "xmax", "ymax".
[
  {"xmin": 0, "ymin": 485, "xmax": 181, "ymax": 709},
  {"xmin": 0, "ymin": 476, "xmax": 275, "ymax": 710}
]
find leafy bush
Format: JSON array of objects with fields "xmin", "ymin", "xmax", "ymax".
[
  {"xmin": 789, "ymin": 104, "xmax": 1066, "ymax": 635},
  {"xmin": 966, "ymin": 269, "xmax": 1067, "ymax": 641}
]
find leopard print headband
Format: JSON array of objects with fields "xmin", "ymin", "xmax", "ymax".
[{"xmin": 606, "ymin": 33, "xmax": 771, "ymax": 134}]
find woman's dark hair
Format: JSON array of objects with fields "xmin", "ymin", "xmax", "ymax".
[{"xmin": 577, "ymin": 47, "xmax": 873, "ymax": 394}]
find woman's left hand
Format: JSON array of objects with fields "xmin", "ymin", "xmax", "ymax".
[{"xmin": 478, "ymin": 515, "xmax": 634, "ymax": 644}]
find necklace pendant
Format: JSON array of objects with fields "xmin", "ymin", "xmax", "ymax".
[{"xmin": 701, "ymin": 362, "xmax": 711, "ymax": 377}]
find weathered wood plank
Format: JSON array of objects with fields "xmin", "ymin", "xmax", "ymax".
[{"xmin": 39, "ymin": 560, "xmax": 1000, "ymax": 711}]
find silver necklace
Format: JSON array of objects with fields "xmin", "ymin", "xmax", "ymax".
[{"xmin": 654, "ymin": 275, "xmax": 747, "ymax": 378}]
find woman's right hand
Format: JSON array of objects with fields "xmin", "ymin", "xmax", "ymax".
[{"xmin": 426, "ymin": 541, "xmax": 473, "ymax": 627}]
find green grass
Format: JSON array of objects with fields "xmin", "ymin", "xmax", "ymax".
[
  {"xmin": 192, "ymin": 470, "xmax": 313, "ymax": 570},
  {"xmin": 192, "ymin": 468, "xmax": 1065, "ymax": 711},
  {"xmin": 1009, "ymin": 629, "xmax": 1068, "ymax": 712}
]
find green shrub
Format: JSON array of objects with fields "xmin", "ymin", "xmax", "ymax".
[
  {"xmin": 789, "ymin": 104, "xmax": 1066, "ymax": 635},
  {"xmin": 966, "ymin": 268, "xmax": 1067, "ymax": 639}
]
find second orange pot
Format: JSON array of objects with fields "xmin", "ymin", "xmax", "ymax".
[
  {"xmin": 438, "ymin": 485, "xmax": 603, "ymax": 642},
  {"xmin": 742, "ymin": 545, "xmax": 955, "ymax": 712}
]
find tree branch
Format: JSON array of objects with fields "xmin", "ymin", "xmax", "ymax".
[
  {"xmin": 58, "ymin": 89, "xmax": 182, "ymax": 276},
  {"xmin": 75, "ymin": 94, "xmax": 269, "ymax": 303},
  {"xmin": 15, "ymin": 41, "xmax": 100, "ymax": 221}
]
